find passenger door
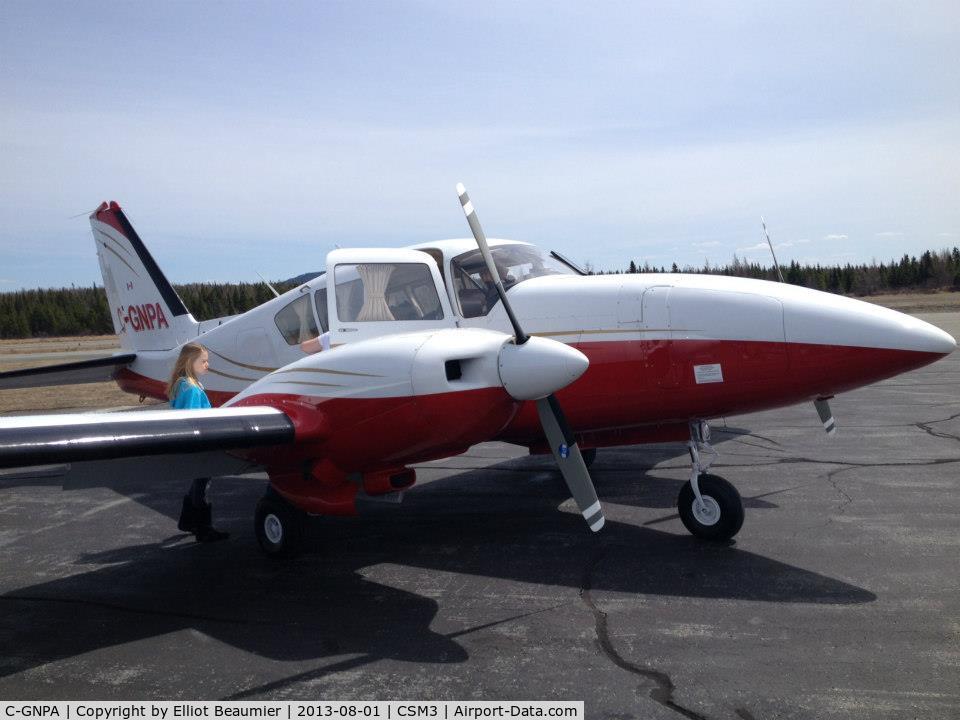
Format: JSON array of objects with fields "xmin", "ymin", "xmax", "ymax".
[{"xmin": 326, "ymin": 249, "xmax": 457, "ymax": 347}]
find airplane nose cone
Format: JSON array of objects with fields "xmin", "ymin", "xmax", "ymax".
[
  {"xmin": 913, "ymin": 321, "xmax": 956, "ymax": 356},
  {"xmin": 785, "ymin": 292, "xmax": 957, "ymax": 356},
  {"xmin": 783, "ymin": 291, "xmax": 956, "ymax": 392},
  {"xmin": 865, "ymin": 308, "xmax": 957, "ymax": 355},
  {"xmin": 498, "ymin": 337, "xmax": 589, "ymax": 401}
]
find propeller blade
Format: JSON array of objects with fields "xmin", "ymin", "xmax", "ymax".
[
  {"xmin": 456, "ymin": 183, "xmax": 529, "ymax": 345},
  {"xmin": 814, "ymin": 397, "xmax": 836, "ymax": 435},
  {"xmin": 536, "ymin": 395, "xmax": 605, "ymax": 532},
  {"xmin": 456, "ymin": 183, "xmax": 603, "ymax": 532}
]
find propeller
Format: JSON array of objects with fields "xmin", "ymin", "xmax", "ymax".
[
  {"xmin": 814, "ymin": 397, "xmax": 836, "ymax": 435},
  {"xmin": 456, "ymin": 183, "xmax": 604, "ymax": 532}
]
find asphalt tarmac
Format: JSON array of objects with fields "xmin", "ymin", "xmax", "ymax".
[{"xmin": 1, "ymin": 318, "xmax": 958, "ymax": 719}]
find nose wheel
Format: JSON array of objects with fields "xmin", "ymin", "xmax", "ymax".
[
  {"xmin": 255, "ymin": 488, "xmax": 306, "ymax": 559},
  {"xmin": 678, "ymin": 473, "xmax": 744, "ymax": 541},
  {"xmin": 678, "ymin": 421, "xmax": 744, "ymax": 541}
]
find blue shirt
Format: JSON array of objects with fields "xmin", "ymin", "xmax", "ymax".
[{"xmin": 170, "ymin": 378, "xmax": 211, "ymax": 409}]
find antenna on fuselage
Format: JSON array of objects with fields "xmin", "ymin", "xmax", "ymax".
[
  {"xmin": 761, "ymin": 216, "xmax": 785, "ymax": 283},
  {"xmin": 256, "ymin": 271, "xmax": 281, "ymax": 299},
  {"xmin": 761, "ymin": 217, "xmax": 837, "ymax": 434}
]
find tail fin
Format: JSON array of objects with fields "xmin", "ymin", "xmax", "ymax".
[{"xmin": 90, "ymin": 201, "xmax": 199, "ymax": 351}]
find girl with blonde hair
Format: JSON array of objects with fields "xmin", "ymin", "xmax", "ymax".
[
  {"xmin": 167, "ymin": 342, "xmax": 211, "ymax": 408},
  {"xmin": 168, "ymin": 343, "xmax": 227, "ymax": 542}
]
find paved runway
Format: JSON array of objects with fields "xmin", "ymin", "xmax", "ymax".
[{"xmin": 1, "ymin": 317, "xmax": 958, "ymax": 719}]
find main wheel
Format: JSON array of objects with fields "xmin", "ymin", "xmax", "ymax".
[
  {"xmin": 255, "ymin": 491, "xmax": 306, "ymax": 559},
  {"xmin": 677, "ymin": 473, "xmax": 744, "ymax": 541}
]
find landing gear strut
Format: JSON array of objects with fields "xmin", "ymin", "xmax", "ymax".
[
  {"xmin": 677, "ymin": 421, "xmax": 744, "ymax": 541},
  {"xmin": 255, "ymin": 487, "xmax": 306, "ymax": 559}
]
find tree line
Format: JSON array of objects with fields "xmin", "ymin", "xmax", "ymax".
[
  {"xmin": 0, "ymin": 281, "xmax": 299, "ymax": 339},
  {"xmin": 2, "ymin": 249, "xmax": 959, "ymax": 339},
  {"xmin": 618, "ymin": 247, "xmax": 960, "ymax": 295}
]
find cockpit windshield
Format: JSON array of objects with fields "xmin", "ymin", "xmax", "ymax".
[{"xmin": 450, "ymin": 243, "xmax": 574, "ymax": 318}]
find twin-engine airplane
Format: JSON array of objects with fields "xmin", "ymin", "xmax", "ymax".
[{"xmin": 0, "ymin": 186, "xmax": 955, "ymax": 556}]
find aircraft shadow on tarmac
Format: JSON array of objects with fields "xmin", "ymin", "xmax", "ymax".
[{"xmin": 0, "ymin": 439, "xmax": 874, "ymax": 691}]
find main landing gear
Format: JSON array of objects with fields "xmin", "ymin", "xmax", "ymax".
[
  {"xmin": 255, "ymin": 487, "xmax": 306, "ymax": 559},
  {"xmin": 677, "ymin": 421, "xmax": 744, "ymax": 541}
]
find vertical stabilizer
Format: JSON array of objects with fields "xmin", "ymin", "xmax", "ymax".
[{"xmin": 90, "ymin": 201, "xmax": 199, "ymax": 351}]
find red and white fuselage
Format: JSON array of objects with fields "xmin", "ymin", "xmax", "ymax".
[
  {"xmin": 85, "ymin": 202, "xmax": 955, "ymax": 476},
  {"xmin": 110, "ymin": 240, "xmax": 954, "ymax": 444}
]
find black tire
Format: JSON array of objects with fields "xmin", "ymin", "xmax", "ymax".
[
  {"xmin": 255, "ymin": 492, "xmax": 305, "ymax": 559},
  {"xmin": 677, "ymin": 473, "xmax": 744, "ymax": 541},
  {"xmin": 581, "ymin": 448, "xmax": 598, "ymax": 468}
]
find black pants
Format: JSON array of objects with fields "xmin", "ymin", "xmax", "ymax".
[{"xmin": 188, "ymin": 477, "xmax": 210, "ymax": 507}]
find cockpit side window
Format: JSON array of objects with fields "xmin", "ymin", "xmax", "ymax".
[
  {"xmin": 334, "ymin": 263, "xmax": 444, "ymax": 322},
  {"xmin": 314, "ymin": 286, "xmax": 329, "ymax": 333},
  {"xmin": 274, "ymin": 293, "xmax": 320, "ymax": 345},
  {"xmin": 452, "ymin": 262, "xmax": 497, "ymax": 319},
  {"xmin": 450, "ymin": 244, "xmax": 573, "ymax": 318}
]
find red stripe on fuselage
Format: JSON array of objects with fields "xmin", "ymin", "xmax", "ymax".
[
  {"xmin": 115, "ymin": 338, "xmax": 948, "ymax": 447},
  {"xmin": 114, "ymin": 369, "xmax": 234, "ymax": 407},
  {"xmin": 499, "ymin": 339, "xmax": 946, "ymax": 443}
]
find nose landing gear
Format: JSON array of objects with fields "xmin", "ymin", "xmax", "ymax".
[{"xmin": 678, "ymin": 421, "xmax": 744, "ymax": 541}]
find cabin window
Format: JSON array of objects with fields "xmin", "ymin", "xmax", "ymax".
[
  {"xmin": 335, "ymin": 263, "xmax": 444, "ymax": 322},
  {"xmin": 274, "ymin": 293, "xmax": 319, "ymax": 345}
]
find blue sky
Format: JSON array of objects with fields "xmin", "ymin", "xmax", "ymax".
[{"xmin": 1, "ymin": 1, "xmax": 958, "ymax": 289}]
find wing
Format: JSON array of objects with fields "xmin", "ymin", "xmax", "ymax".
[
  {"xmin": 0, "ymin": 406, "xmax": 294, "ymax": 469},
  {"xmin": 0, "ymin": 353, "xmax": 136, "ymax": 390}
]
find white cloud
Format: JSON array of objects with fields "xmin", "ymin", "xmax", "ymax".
[
  {"xmin": 775, "ymin": 239, "xmax": 810, "ymax": 249},
  {"xmin": 823, "ymin": 234, "xmax": 849, "ymax": 241},
  {"xmin": 693, "ymin": 240, "xmax": 721, "ymax": 248},
  {"xmin": 737, "ymin": 239, "xmax": 804, "ymax": 252}
]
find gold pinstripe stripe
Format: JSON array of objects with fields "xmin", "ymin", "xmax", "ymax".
[
  {"xmin": 206, "ymin": 348, "xmax": 278, "ymax": 373},
  {"xmin": 274, "ymin": 366, "xmax": 382, "ymax": 378},
  {"xmin": 272, "ymin": 380, "xmax": 342, "ymax": 388},
  {"xmin": 531, "ymin": 328, "xmax": 678, "ymax": 338},
  {"xmin": 207, "ymin": 367, "xmax": 259, "ymax": 382}
]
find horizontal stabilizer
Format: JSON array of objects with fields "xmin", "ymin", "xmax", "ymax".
[
  {"xmin": 0, "ymin": 353, "xmax": 136, "ymax": 390},
  {"xmin": 0, "ymin": 406, "xmax": 295, "ymax": 468}
]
